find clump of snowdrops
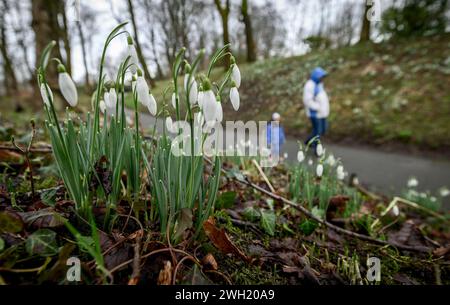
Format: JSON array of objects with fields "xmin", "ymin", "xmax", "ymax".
[{"xmin": 37, "ymin": 22, "xmax": 242, "ymax": 244}]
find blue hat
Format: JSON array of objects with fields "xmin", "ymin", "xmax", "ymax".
[{"xmin": 310, "ymin": 67, "xmax": 327, "ymax": 83}]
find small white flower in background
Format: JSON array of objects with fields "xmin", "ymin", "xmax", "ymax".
[
  {"xmin": 136, "ymin": 69, "xmax": 150, "ymax": 106},
  {"xmin": 165, "ymin": 116, "xmax": 175, "ymax": 133},
  {"xmin": 419, "ymin": 192, "xmax": 427, "ymax": 198},
  {"xmin": 231, "ymin": 63, "xmax": 241, "ymax": 88},
  {"xmin": 326, "ymin": 154, "xmax": 336, "ymax": 166},
  {"xmin": 40, "ymin": 83, "xmax": 53, "ymax": 106},
  {"xmin": 439, "ymin": 187, "xmax": 450, "ymax": 197},
  {"xmin": 283, "ymin": 152, "xmax": 288, "ymax": 159},
  {"xmin": 99, "ymin": 100, "xmax": 106, "ymax": 114},
  {"xmin": 352, "ymin": 176, "xmax": 360, "ymax": 185},
  {"xmin": 392, "ymin": 205, "xmax": 400, "ymax": 217},
  {"xmin": 147, "ymin": 93, "xmax": 157, "ymax": 116},
  {"xmin": 407, "ymin": 177, "xmax": 418, "ymax": 188},
  {"xmin": 316, "ymin": 143, "xmax": 323, "ymax": 157},
  {"xmin": 229, "ymin": 85, "xmax": 240, "ymax": 111},
  {"xmin": 336, "ymin": 165, "xmax": 345, "ymax": 180},
  {"xmin": 308, "ymin": 158, "xmax": 313, "ymax": 166},
  {"xmin": 127, "ymin": 36, "xmax": 139, "ymax": 74},
  {"xmin": 126, "ymin": 115, "xmax": 132, "ymax": 125},
  {"xmin": 57, "ymin": 64, "xmax": 78, "ymax": 107},
  {"xmin": 316, "ymin": 164, "xmax": 323, "ymax": 177},
  {"xmin": 430, "ymin": 196, "xmax": 437, "ymax": 202},
  {"xmin": 202, "ymin": 86, "xmax": 217, "ymax": 124},
  {"xmin": 184, "ymin": 73, "xmax": 198, "ymax": 105},
  {"xmin": 297, "ymin": 150, "xmax": 305, "ymax": 163}
]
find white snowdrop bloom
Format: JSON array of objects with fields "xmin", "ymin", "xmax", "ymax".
[
  {"xmin": 197, "ymin": 90, "xmax": 204, "ymax": 109},
  {"xmin": 171, "ymin": 93, "xmax": 177, "ymax": 109},
  {"xmin": 99, "ymin": 100, "xmax": 106, "ymax": 114},
  {"xmin": 336, "ymin": 165, "xmax": 345, "ymax": 180},
  {"xmin": 308, "ymin": 159, "xmax": 313, "ymax": 166},
  {"xmin": 40, "ymin": 83, "xmax": 53, "ymax": 106},
  {"xmin": 439, "ymin": 187, "xmax": 450, "ymax": 197},
  {"xmin": 326, "ymin": 154, "xmax": 336, "ymax": 166},
  {"xmin": 283, "ymin": 152, "xmax": 288, "ymax": 159},
  {"xmin": 216, "ymin": 102, "xmax": 223, "ymax": 122},
  {"xmin": 165, "ymin": 117, "xmax": 174, "ymax": 133},
  {"xmin": 127, "ymin": 44, "xmax": 139, "ymax": 74},
  {"xmin": 392, "ymin": 205, "xmax": 400, "ymax": 217},
  {"xmin": 109, "ymin": 88, "xmax": 117, "ymax": 107},
  {"xmin": 126, "ymin": 115, "xmax": 133, "ymax": 125},
  {"xmin": 202, "ymin": 90, "xmax": 217, "ymax": 124},
  {"xmin": 407, "ymin": 177, "xmax": 418, "ymax": 188},
  {"xmin": 58, "ymin": 68, "xmax": 78, "ymax": 107},
  {"xmin": 229, "ymin": 86, "xmax": 240, "ymax": 111},
  {"xmin": 316, "ymin": 143, "xmax": 323, "ymax": 157},
  {"xmin": 352, "ymin": 177, "xmax": 360, "ymax": 185},
  {"xmin": 189, "ymin": 79, "xmax": 198, "ymax": 105},
  {"xmin": 297, "ymin": 150, "xmax": 305, "ymax": 163},
  {"xmin": 136, "ymin": 74, "xmax": 151, "ymax": 107},
  {"xmin": 146, "ymin": 93, "xmax": 157, "ymax": 116},
  {"xmin": 430, "ymin": 196, "xmax": 437, "ymax": 202},
  {"xmin": 231, "ymin": 64, "xmax": 241, "ymax": 88},
  {"xmin": 316, "ymin": 164, "xmax": 324, "ymax": 177},
  {"xmin": 104, "ymin": 91, "xmax": 112, "ymax": 108}
]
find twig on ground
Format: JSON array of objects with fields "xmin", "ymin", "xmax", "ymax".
[{"xmin": 252, "ymin": 159, "xmax": 275, "ymax": 193}]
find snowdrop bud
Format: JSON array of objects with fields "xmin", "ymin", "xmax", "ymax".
[
  {"xmin": 99, "ymin": 100, "xmax": 106, "ymax": 114},
  {"xmin": 216, "ymin": 100, "xmax": 223, "ymax": 122},
  {"xmin": 127, "ymin": 36, "xmax": 139, "ymax": 74},
  {"xmin": 188, "ymin": 79, "xmax": 198, "ymax": 105},
  {"xmin": 231, "ymin": 64, "xmax": 241, "ymax": 88},
  {"xmin": 147, "ymin": 94, "xmax": 157, "ymax": 116},
  {"xmin": 392, "ymin": 205, "xmax": 400, "ymax": 217},
  {"xmin": 171, "ymin": 93, "xmax": 177, "ymax": 108},
  {"xmin": 203, "ymin": 90, "xmax": 217, "ymax": 124},
  {"xmin": 109, "ymin": 88, "xmax": 117, "ymax": 108},
  {"xmin": 407, "ymin": 177, "xmax": 418, "ymax": 188},
  {"xmin": 136, "ymin": 70, "xmax": 151, "ymax": 107},
  {"xmin": 40, "ymin": 83, "xmax": 53, "ymax": 107},
  {"xmin": 297, "ymin": 150, "xmax": 305, "ymax": 163},
  {"xmin": 165, "ymin": 116, "xmax": 174, "ymax": 133},
  {"xmin": 316, "ymin": 143, "xmax": 323, "ymax": 157},
  {"xmin": 336, "ymin": 165, "xmax": 345, "ymax": 180},
  {"xmin": 197, "ymin": 90, "xmax": 204, "ymax": 109},
  {"xmin": 316, "ymin": 164, "xmax": 323, "ymax": 177},
  {"xmin": 57, "ymin": 64, "xmax": 78, "ymax": 107},
  {"xmin": 229, "ymin": 85, "xmax": 240, "ymax": 111}
]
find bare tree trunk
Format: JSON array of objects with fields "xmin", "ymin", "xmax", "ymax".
[
  {"xmin": 127, "ymin": 0, "xmax": 155, "ymax": 86},
  {"xmin": 0, "ymin": 0, "xmax": 18, "ymax": 97},
  {"xmin": 60, "ymin": 1, "xmax": 71, "ymax": 74},
  {"xmin": 241, "ymin": 0, "xmax": 256, "ymax": 62},
  {"xmin": 359, "ymin": 2, "xmax": 371, "ymax": 42},
  {"xmin": 214, "ymin": 0, "xmax": 231, "ymax": 67},
  {"xmin": 76, "ymin": 21, "xmax": 90, "ymax": 90}
]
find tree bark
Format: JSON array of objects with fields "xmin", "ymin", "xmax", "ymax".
[
  {"xmin": 127, "ymin": 0, "xmax": 155, "ymax": 86},
  {"xmin": 241, "ymin": 0, "xmax": 256, "ymax": 62},
  {"xmin": 214, "ymin": 0, "xmax": 231, "ymax": 67},
  {"xmin": 59, "ymin": 1, "xmax": 72, "ymax": 75},
  {"xmin": 0, "ymin": 2, "xmax": 18, "ymax": 98},
  {"xmin": 76, "ymin": 21, "xmax": 90, "ymax": 90},
  {"xmin": 359, "ymin": 2, "xmax": 371, "ymax": 42}
]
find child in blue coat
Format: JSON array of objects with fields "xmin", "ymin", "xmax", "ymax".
[{"xmin": 267, "ymin": 112, "xmax": 286, "ymax": 158}]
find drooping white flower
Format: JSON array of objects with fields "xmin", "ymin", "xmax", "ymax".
[
  {"xmin": 215, "ymin": 101, "xmax": 223, "ymax": 122},
  {"xmin": 230, "ymin": 86, "xmax": 240, "ymax": 111},
  {"xmin": 392, "ymin": 205, "xmax": 400, "ymax": 217},
  {"xmin": 109, "ymin": 88, "xmax": 117, "ymax": 108},
  {"xmin": 439, "ymin": 187, "xmax": 450, "ymax": 197},
  {"xmin": 202, "ymin": 90, "xmax": 217, "ymax": 124},
  {"xmin": 99, "ymin": 100, "xmax": 106, "ymax": 114},
  {"xmin": 297, "ymin": 150, "xmax": 305, "ymax": 163},
  {"xmin": 165, "ymin": 116, "xmax": 174, "ymax": 133},
  {"xmin": 231, "ymin": 64, "xmax": 241, "ymax": 88},
  {"xmin": 58, "ymin": 66, "xmax": 78, "ymax": 107},
  {"xmin": 136, "ymin": 72, "xmax": 151, "ymax": 107},
  {"xmin": 104, "ymin": 91, "xmax": 111, "ymax": 109},
  {"xmin": 127, "ymin": 36, "xmax": 139, "ymax": 74},
  {"xmin": 40, "ymin": 83, "xmax": 53, "ymax": 107},
  {"xmin": 171, "ymin": 93, "xmax": 177, "ymax": 109},
  {"xmin": 316, "ymin": 143, "xmax": 323, "ymax": 157},
  {"xmin": 326, "ymin": 154, "xmax": 336, "ymax": 166},
  {"xmin": 336, "ymin": 165, "xmax": 345, "ymax": 180},
  {"xmin": 316, "ymin": 164, "xmax": 324, "ymax": 177},
  {"xmin": 283, "ymin": 152, "xmax": 288, "ymax": 159},
  {"xmin": 407, "ymin": 177, "xmax": 418, "ymax": 188},
  {"xmin": 308, "ymin": 159, "xmax": 313, "ymax": 166},
  {"xmin": 197, "ymin": 90, "xmax": 204, "ymax": 109},
  {"xmin": 147, "ymin": 94, "xmax": 157, "ymax": 116}
]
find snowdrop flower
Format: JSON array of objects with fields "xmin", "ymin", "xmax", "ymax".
[
  {"xmin": 316, "ymin": 143, "xmax": 323, "ymax": 157},
  {"xmin": 99, "ymin": 100, "xmax": 106, "ymax": 114},
  {"xmin": 40, "ymin": 83, "xmax": 53, "ymax": 107},
  {"xmin": 136, "ymin": 69, "xmax": 150, "ymax": 106},
  {"xmin": 392, "ymin": 205, "xmax": 400, "ymax": 217},
  {"xmin": 165, "ymin": 116, "xmax": 175, "ymax": 133},
  {"xmin": 352, "ymin": 176, "xmax": 360, "ymax": 186},
  {"xmin": 127, "ymin": 36, "xmax": 139, "ymax": 74},
  {"xmin": 326, "ymin": 154, "xmax": 336, "ymax": 166},
  {"xmin": 336, "ymin": 165, "xmax": 345, "ymax": 180},
  {"xmin": 283, "ymin": 152, "xmax": 288, "ymax": 159},
  {"xmin": 215, "ymin": 101, "xmax": 223, "ymax": 122},
  {"xmin": 297, "ymin": 150, "xmax": 305, "ymax": 163},
  {"xmin": 407, "ymin": 177, "xmax": 418, "ymax": 188},
  {"xmin": 197, "ymin": 89, "xmax": 204, "ymax": 109},
  {"xmin": 439, "ymin": 187, "xmax": 450, "ymax": 197},
  {"xmin": 57, "ymin": 64, "xmax": 78, "ymax": 107},
  {"xmin": 308, "ymin": 159, "xmax": 313, "ymax": 166},
  {"xmin": 171, "ymin": 93, "xmax": 177, "ymax": 109},
  {"xmin": 202, "ymin": 80, "xmax": 218, "ymax": 124},
  {"xmin": 184, "ymin": 73, "xmax": 198, "ymax": 105},
  {"xmin": 229, "ymin": 84, "xmax": 240, "ymax": 111},
  {"xmin": 104, "ymin": 88, "xmax": 117, "ymax": 112},
  {"xmin": 231, "ymin": 58, "xmax": 241, "ymax": 88},
  {"xmin": 316, "ymin": 164, "xmax": 324, "ymax": 177},
  {"xmin": 146, "ymin": 93, "xmax": 157, "ymax": 116}
]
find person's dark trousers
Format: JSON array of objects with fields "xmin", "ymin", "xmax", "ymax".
[
  {"xmin": 319, "ymin": 118, "xmax": 328, "ymax": 136},
  {"xmin": 305, "ymin": 116, "xmax": 321, "ymax": 148}
]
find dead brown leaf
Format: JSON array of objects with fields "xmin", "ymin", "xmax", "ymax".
[
  {"xmin": 202, "ymin": 253, "xmax": 218, "ymax": 271},
  {"xmin": 157, "ymin": 260, "xmax": 172, "ymax": 285}
]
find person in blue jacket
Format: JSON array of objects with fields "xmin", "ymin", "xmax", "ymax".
[
  {"xmin": 267, "ymin": 112, "xmax": 286, "ymax": 158},
  {"xmin": 303, "ymin": 67, "xmax": 330, "ymax": 150}
]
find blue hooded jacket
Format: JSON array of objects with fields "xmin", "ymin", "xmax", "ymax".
[{"xmin": 309, "ymin": 67, "xmax": 327, "ymax": 118}]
